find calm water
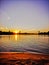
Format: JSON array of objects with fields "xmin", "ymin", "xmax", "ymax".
[{"xmin": 0, "ymin": 35, "xmax": 49, "ymax": 54}]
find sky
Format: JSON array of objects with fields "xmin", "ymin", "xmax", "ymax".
[{"xmin": 0, "ymin": 0, "xmax": 49, "ymax": 31}]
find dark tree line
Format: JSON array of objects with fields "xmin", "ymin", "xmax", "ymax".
[
  {"xmin": 0, "ymin": 31, "xmax": 14, "ymax": 35},
  {"xmin": 0, "ymin": 31, "xmax": 49, "ymax": 35},
  {"xmin": 38, "ymin": 31, "xmax": 49, "ymax": 35}
]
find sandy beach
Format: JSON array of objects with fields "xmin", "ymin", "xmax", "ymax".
[{"xmin": 0, "ymin": 52, "xmax": 49, "ymax": 65}]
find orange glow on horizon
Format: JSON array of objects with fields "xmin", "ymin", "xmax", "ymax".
[
  {"xmin": 13, "ymin": 30, "xmax": 19, "ymax": 33},
  {"xmin": 0, "ymin": 26, "xmax": 49, "ymax": 33}
]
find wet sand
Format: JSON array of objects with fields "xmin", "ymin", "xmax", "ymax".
[{"xmin": 0, "ymin": 52, "xmax": 49, "ymax": 65}]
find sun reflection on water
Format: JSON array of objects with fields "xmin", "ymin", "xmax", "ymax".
[{"xmin": 14, "ymin": 35, "xmax": 18, "ymax": 41}]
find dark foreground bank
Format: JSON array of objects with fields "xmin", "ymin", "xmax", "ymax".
[{"xmin": 0, "ymin": 52, "xmax": 49, "ymax": 65}]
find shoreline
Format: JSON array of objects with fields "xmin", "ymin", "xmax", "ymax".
[{"xmin": 0, "ymin": 52, "xmax": 49, "ymax": 59}]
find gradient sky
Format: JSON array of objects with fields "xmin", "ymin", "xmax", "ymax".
[{"xmin": 0, "ymin": 0, "xmax": 49, "ymax": 31}]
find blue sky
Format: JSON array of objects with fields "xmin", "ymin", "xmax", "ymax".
[{"xmin": 0, "ymin": 0, "xmax": 49, "ymax": 30}]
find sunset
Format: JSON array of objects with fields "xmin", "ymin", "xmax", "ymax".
[
  {"xmin": 0, "ymin": 0, "xmax": 49, "ymax": 65},
  {"xmin": 0, "ymin": 0, "xmax": 49, "ymax": 31}
]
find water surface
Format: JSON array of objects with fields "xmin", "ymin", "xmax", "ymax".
[{"xmin": 0, "ymin": 35, "xmax": 49, "ymax": 54}]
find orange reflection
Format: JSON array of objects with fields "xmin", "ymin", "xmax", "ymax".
[{"xmin": 14, "ymin": 35, "xmax": 18, "ymax": 41}]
